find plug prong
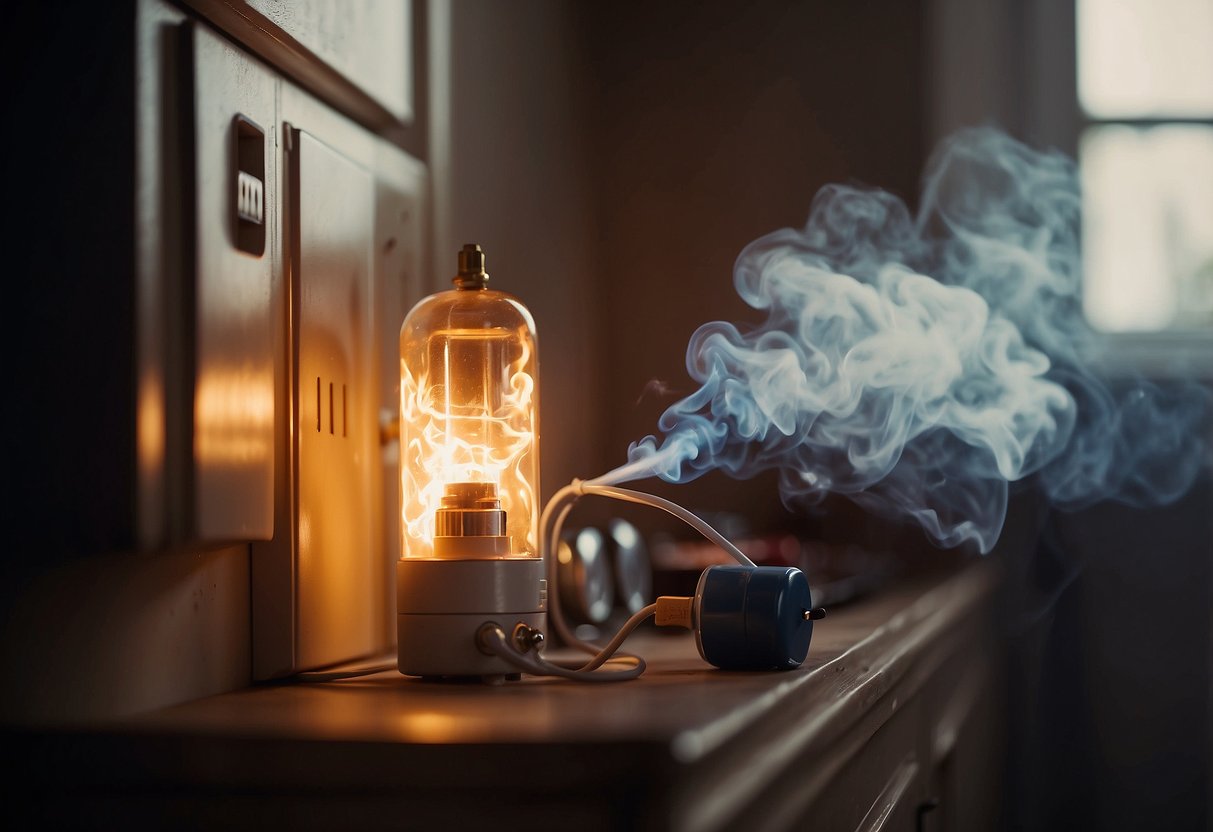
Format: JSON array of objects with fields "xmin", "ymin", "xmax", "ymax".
[
  {"xmin": 655, "ymin": 596, "xmax": 695, "ymax": 629},
  {"xmin": 802, "ymin": 607, "xmax": 827, "ymax": 621}
]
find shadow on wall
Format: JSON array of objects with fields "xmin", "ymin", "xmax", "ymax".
[{"xmin": 1001, "ymin": 472, "xmax": 1213, "ymax": 831}]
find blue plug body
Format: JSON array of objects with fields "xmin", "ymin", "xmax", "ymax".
[{"xmin": 694, "ymin": 565, "xmax": 816, "ymax": 671}]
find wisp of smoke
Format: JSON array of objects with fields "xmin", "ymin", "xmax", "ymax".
[{"xmin": 599, "ymin": 128, "xmax": 1210, "ymax": 553}]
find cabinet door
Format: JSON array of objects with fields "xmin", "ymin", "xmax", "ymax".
[
  {"xmin": 249, "ymin": 69, "xmax": 425, "ymax": 679},
  {"xmin": 794, "ymin": 695, "xmax": 930, "ymax": 832},
  {"xmin": 289, "ymin": 129, "xmax": 378, "ymax": 670}
]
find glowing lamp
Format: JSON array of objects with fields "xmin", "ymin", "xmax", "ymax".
[{"xmin": 396, "ymin": 244, "xmax": 545, "ymax": 678}]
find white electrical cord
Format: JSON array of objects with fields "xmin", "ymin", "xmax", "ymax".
[
  {"xmin": 580, "ymin": 483, "xmax": 757, "ymax": 569},
  {"xmin": 534, "ymin": 476, "xmax": 756, "ymax": 675},
  {"xmin": 477, "ymin": 622, "xmax": 647, "ymax": 682},
  {"xmin": 541, "ymin": 483, "xmax": 593, "ymax": 656},
  {"xmin": 569, "ymin": 602, "xmax": 657, "ymax": 671},
  {"xmin": 289, "ymin": 663, "xmax": 397, "ymax": 682}
]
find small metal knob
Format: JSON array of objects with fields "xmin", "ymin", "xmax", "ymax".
[
  {"xmin": 513, "ymin": 623, "xmax": 545, "ymax": 653},
  {"xmin": 803, "ymin": 607, "xmax": 827, "ymax": 621}
]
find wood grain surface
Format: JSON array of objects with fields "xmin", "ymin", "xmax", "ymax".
[{"xmin": 9, "ymin": 563, "xmax": 998, "ymax": 831}]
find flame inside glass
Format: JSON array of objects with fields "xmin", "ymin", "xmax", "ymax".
[{"xmin": 399, "ymin": 287, "xmax": 539, "ymax": 559}]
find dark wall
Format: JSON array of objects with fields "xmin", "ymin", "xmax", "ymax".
[
  {"xmin": 3, "ymin": 1, "xmax": 138, "ymax": 559},
  {"xmin": 1001, "ymin": 476, "xmax": 1213, "ymax": 832},
  {"xmin": 580, "ymin": 0, "xmax": 927, "ymax": 532}
]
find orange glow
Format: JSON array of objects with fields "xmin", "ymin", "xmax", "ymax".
[
  {"xmin": 194, "ymin": 367, "xmax": 274, "ymax": 465},
  {"xmin": 136, "ymin": 375, "xmax": 165, "ymax": 472},
  {"xmin": 395, "ymin": 710, "xmax": 476, "ymax": 742}
]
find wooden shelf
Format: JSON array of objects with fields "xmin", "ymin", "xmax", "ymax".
[{"xmin": 9, "ymin": 563, "xmax": 1000, "ymax": 831}]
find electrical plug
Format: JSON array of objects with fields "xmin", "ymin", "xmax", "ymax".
[{"xmin": 655, "ymin": 566, "xmax": 825, "ymax": 671}]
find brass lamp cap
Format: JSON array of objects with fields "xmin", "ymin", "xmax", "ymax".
[{"xmin": 455, "ymin": 243, "xmax": 489, "ymax": 288}]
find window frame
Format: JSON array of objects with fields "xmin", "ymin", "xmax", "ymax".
[
  {"xmin": 1075, "ymin": 0, "xmax": 1213, "ymax": 341},
  {"xmin": 928, "ymin": 0, "xmax": 1213, "ymax": 377}
]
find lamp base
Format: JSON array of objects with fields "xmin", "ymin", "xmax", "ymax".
[{"xmin": 396, "ymin": 557, "xmax": 546, "ymax": 678}]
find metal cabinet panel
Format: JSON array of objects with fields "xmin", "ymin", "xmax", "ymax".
[
  {"xmin": 289, "ymin": 129, "xmax": 378, "ymax": 668},
  {"xmin": 249, "ymin": 49, "xmax": 427, "ymax": 680},
  {"xmin": 188, "ymin": 23, "xmax": 277, "ymax": 540}
]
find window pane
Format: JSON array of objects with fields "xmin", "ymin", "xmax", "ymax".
[
  {"xmin": 1078, "ymin": 0, "xmax": 1213, "ymax": 117},
  {"xmin": 1082, "ymin": 125, "xmax": 1213, "ymax": 331}
]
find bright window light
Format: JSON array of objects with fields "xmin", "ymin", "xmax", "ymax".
[
  {"xmin": 1082, "ymin": 125, "xmax": 1213, "ymax": 331},
  {"xmin": 1078, "ymin": 0, "xmax": 1213, "ymax": 333},
  {"xmin": 1078, "ymin": 0, "xmax": 1213, "ymax": 118}
]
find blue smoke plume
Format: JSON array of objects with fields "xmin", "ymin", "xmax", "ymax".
[{"xmin": 602, "ymin": 128, "xmax": 1210, "ymax": 553}]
